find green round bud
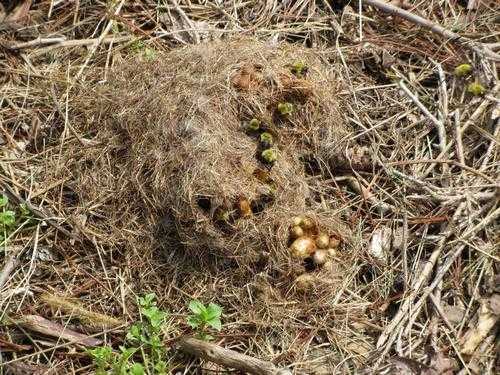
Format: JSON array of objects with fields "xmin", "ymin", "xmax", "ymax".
[
  {"xmin": 454, "ymin": 63, "xmax": 472, "ymax": 77},
  {"xmin": 467, "ymin": 82, "xmax": 486, "ymax": 96},
  {"xmin": 277, "ymin": 102, "xmax": 294, "ymax": 116},
  {"xmin": 247, "ymin": 118, "xmax": 261, "ymax": 131},
  {"xmin": 260, "ymin": 132, "xmax": 274, "ymax": 148},
  {"xmin": 261, "ymin": 149, "xmax": 278, "ymax": 164},
  {"xmin": 291, "ymin": 61, "xmax": 307, "ymax": 76}
]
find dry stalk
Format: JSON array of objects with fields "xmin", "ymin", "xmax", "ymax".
[{"xmin": 362, "ymin": 0, "xmax": 500, "ymax": 61}]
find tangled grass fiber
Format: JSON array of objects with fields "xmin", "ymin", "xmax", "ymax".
[{"xmin": 72, "ymin": 38, "xmax": 354, "ymax": 274}]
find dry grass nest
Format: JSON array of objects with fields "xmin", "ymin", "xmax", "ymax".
[{"xmin": 70, "ymin": 38, "xmax": 355, "ymax": 276}]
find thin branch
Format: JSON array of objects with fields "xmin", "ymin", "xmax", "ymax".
[
  {"xmin": 362, "ymin": 0, "xmax": 500, "ymax": 61},
  {"xmin": 177, "ymin": 337, "xmax": 291, "ymax": 375}
]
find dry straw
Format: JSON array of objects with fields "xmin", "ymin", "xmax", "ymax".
[{"xmin": 74, "ymin": 38, "xmax": 353, "ymax": 270}]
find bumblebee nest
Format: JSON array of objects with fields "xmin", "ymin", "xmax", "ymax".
[{"xmin": 74, "ymin": 38, "xmax": 353, "ymax": 267}]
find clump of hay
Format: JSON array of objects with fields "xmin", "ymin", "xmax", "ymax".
[{"xmin": 76, "ymin": 38, "xmax": 352, "ymax": 268}]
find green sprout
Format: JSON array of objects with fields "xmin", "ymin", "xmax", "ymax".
[
  {"xmin": 129, "ymin": 40, "xmax": 157, "ymax": 61},
  {"xmin": 467, "ymin": 82, "xmax": 486, "ymax": 96},
  {"xmin": 259, "ymin": 132, "xmax": 274, "ymax": 148},
  {"xmin": 277, "ymin": 102, "xmax": 294, "ymax": 116},
  {"xmin": 215, "ymin": 209, "xmax": 231, "ymax": 223},
  {"xmin": 187, "ymin": 300, "xmax": 223, "ymax": 341},
  {"xmin": 247, "ymin": 118, "xmax": 261, "ymax": 132},
  {"xmin": 88, "ymin": 346, "xmax": 115, "ymax": 375},
  {"xmin": 88, "ymin": 293, "xmax": 168, "ymax": 374},
  {"xmin": 291, "ymin": 61, "xmax": 307, "ymax": 76},
  {"xmin": 1, "ymin": 194, "xmax": 16, "ymax": 246},
  {"xmin": 261, "ymin": 149, "xmax": 278, "ymax": 164},
  {"xmin": 454, "ymin": 63, "xmax": 472, "ymax": 77}
]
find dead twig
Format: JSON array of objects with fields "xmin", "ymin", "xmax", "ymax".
[
  {"xmin": 177, "ymin": 337, "xmax": 291, "ymax": 375},
  {"xmin": 12, "ymin": 315, "xmax": 103, "ymax": 347},
  {"xmin": 362, "ymin": 0, "xmax": 500, "ymax": 61},
  {"xmin": 8, "ymin": 37, "xmax": 67, "ymax": 49},
  {"xmin": 0, "ymin": 245, "xmax": 27, "ymax": 290}
]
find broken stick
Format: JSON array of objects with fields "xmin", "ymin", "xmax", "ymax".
[
  {"xmin": 362, "ymin": 0, "xmax": 500, "ymax": 61},
  {"xmin": 13, "ymin": 315, "xmax": 102, "ymax": 347},
  {"xmin": 177, "ymin": 336, "xmax": 291, "ymax": 375}
]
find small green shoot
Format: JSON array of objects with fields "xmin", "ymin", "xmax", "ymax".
[
  {"xmin": 247, "ymin": 118, "xmax": 261, "ymax": 132},
  {"xmin": 1, "ymin": 194, "xmax": 16, "ymax": 246},
  {"xmin": 291, "ymin": 61, "xmax": 307, "ymax": 76},
  {"xmin": 0, "ymin": 194, "xmax": 36, "ymax": 247},
  {"xmin": 88, "ymin": 346, "xmax": 115, "ymax": 375},
  {"xmin": 215, "ymin": 209, "xmax": 231, "ymax": 223},
  {"xmin": 467, "ymin": 82, "xmax": 486, "ymax": 96},
  {"xmin": 261, "ymin": 149, "xmax": 278, "ymax": 164},
  {"xmin": 277, "ymin": 102, "xmax": 294, "ymax": 116},
  {"xmin": 187, "ymin": 300, "xmax": 222, "ymax": 341},
  {"xmin": 0, "ymin": 210, "xmax": 15, "ymax": 227},
  {"xmin": 88, "ymin": 293, "xmax": 168, "ymax": 374},
  {"xmin": 129, "ymin": 40, "xmax": 157, "ymax": 61},
  {"xmin": 454, "ymin": 63, "xmax": 472, "ymax": 77},
  {"xmin": 259, "ymin": 132, "xmax": 274, "ymax": 148}
]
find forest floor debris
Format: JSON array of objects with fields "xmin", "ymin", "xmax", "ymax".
[{"xmin": 0, "ymin": 1, "xmax": 498, "ymax": 373}]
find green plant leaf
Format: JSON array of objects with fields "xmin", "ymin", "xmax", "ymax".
[
  {"xmin": 19, "ymin": 203, "xmax": 30, "ymax": 217},
  {"xmin": 142, "ymin": 306, "xmax": 167, "ymax": 329},
  {"xmin": 129, "ymin": 363, "xmax": 145, "ymax": 375},
  {"xmin": 277, "ymin": 102, "xmax": 294, "ymax": 116},
  {"xmin": 126, "ymin": 324, "xmax": 141, "ymax": 342},
  {"xmin": 119, "ymin": 346, "xmax": 137, "ymax": 359},
  {"xmin": 206, "ymin": 317, "xmax": 222, "ymax": 331},
  {"xmin": 88, "ymin": 346, "xmax": 114, "ymax": 370},
  {"xmin": 187, "ymin": 315, "xmax": 201, "ymax": 329},
  {"xmin": 0, "ymin": 195, "xmax": 8, "ymax": 208},
  {"xmin": 154, "ymin": 360, "xmax": 167, "ymax": 374},
  {"xmin": 138, "ymin": 293, "xmax": 156, "ymax": 308},
  {"xmin": 0, "ymin": 210, "xmax": 15, "ymax": 226},
  {"xmin": 188, "ymin": 300, "xmax": 205, "ymax": 315},
  {"xmin": 150, "ymin": 335, "xmax": 162, "ymax": 348},
  {"xmin": 205, "ymin": 303, "xmax": 222, "ymax": 320}
]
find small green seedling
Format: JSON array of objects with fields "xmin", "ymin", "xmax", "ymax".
[
  {"xmin": 467, "ymin": 82, "xmax": 486, "ymax": 96},
  {"xmin": 187, "ymin": 300, "xmax": 222, "ymax": 341},
  {"xmin": 215, "ymin": 208, "xmax": 231, "ymax": 223},
  {"xmin": 247, "ymin": 118, "xmax": 261, "ymax": 132},
  {"xmin": 1, "ymin": 194, "xmax": 16, "ymax": 245},
  {"xmin": 88, "ymin": 293, "xmax": 168, "ymax": 374},
  {"xmin": 261, "ymin": 149, "xmax": 278, "ymax": 164},
  {"xmin": 260, "ymin": 132, "xmax": 274, "ymax": 148},
  {"xmin": 129, "ymin": 40, "xmax": 157, "ymax": 61},
  {"xmin": 454, "ymin": 63, "xmax": 472, "ymax": 77},
  {"xmin": 0, "ymin": 210, "xmax": 15, "ymax": 227},
  {"xmin": 88, "ymin": 346, "xmax": 115, "ymax": 375},
  {"xmin": 291, "ymin": 61, "xmax": 308, "ymax": 76},
  {"xmin": 277, "ymin": 102, "xmax": 294, "ymax": 116}
]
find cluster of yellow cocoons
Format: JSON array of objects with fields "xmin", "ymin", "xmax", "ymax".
[{"xmin": 288, "ymin": 215, "xmax": 340, "ymax": 267}]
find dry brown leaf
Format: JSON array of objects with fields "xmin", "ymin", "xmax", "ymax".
[
  {"xmin": 425, "ymin": 350, "xmax": 457, "ymax": 375},
  {"xmin": 388, "ymin": 350, "xmax": 457, "ymax": 375},
  {"xmin": 442, "ymin": 303, "xmax": 465, "ymax": 325},
  {"xmin": 4, "ymin": 362, "xmax": 55, "ymax": 375},
  {"xmin": 231, "ymin": 65, "xmax": 262, "ymax": 91},
  {"xmin": 237, "ymin": 196, "xmax": 252, "ymax": 218},
  {"xmin": 460, "ymin": 295, "xmax": 499, "ymax": 355}
]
